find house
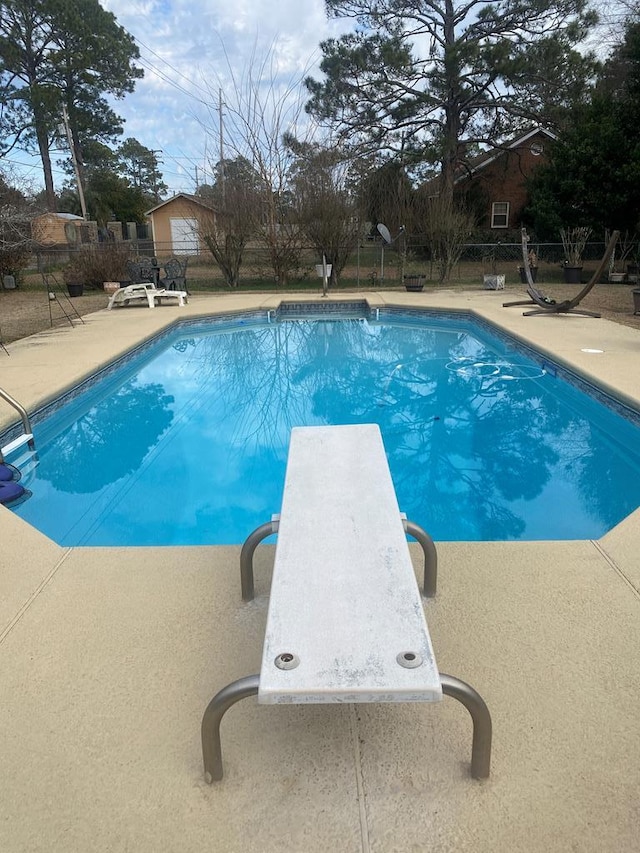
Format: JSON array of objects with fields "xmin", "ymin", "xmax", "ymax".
[
  {"xmin": 146, "ymin": 193, "xmax": 216, "ymax": 256},
  {"xmin": 455, "ymin": 127, "xmax": 556, "ymax": 231}
]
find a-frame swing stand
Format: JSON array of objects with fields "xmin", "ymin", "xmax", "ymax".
[{"xmin": 503, "ymin": 229, "xmax": 619, "ymax": 317}]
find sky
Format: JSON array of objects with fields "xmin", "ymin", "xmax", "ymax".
[
  {"xmin": 107, "ymin": 0, "xmax": 346, "ymax": 196},
  {"xmin": 2, "ymin": 0, "xmax": 620, "ymax": 199},
  {"xmin": 2, "ymin": 0, "xmax": 345, "ymax": 197}
]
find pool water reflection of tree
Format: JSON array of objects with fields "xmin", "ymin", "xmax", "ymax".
[{"xmin": 15, "ymin": 317, "xmax": 640, "ymax": 544}]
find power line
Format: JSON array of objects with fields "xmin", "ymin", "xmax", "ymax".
[
  {"xmin": 135, "ymin": 55, "xmax": 210, "ymax": 106},
  {"xmin": 0, "ymin": 155, "xmax": 67, "ymax": 176},
  {"xmin": 1, "ymin": 37, "xmax": 216, "ymax": 192},
  {"xmin": 134, "ymin": 36, "xmax": 214, "ymax": 102}
]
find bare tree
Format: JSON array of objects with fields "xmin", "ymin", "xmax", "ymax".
[
  {"xmin": 589, "ymin": 0, "xmax": 640, "ymax": 48},
  {"xmin": 288, "ymin": 138, "xmax": 363, "ymax": 287},
  {"xmin": 196, "ymin": 161, "xmax": 258, "ymax": 287},
  {"xmin": 199, "ymin": 213, "xmax": 247, "ymax": 289},
  {"xmin": 423, "ymin": 195, "xmax": 476, "ymax": 283},
  {"xmin": 199, "ymin": 43, "xmax": 317, "ymax": 286},
  {"xmin": 0, "ymin": 170, "xmax": 35, "ymax": 281}
]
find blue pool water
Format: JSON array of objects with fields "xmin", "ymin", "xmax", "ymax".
[{"xmin": 9, "ymin": 310, "xmax": 640, "ymax": 545}]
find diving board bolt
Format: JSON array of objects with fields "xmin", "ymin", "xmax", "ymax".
[
  {"xmin": 275, "ymin": 652, "xmax": 299, "ymax": 670},
  {"xmin": 397, "ymin": 651, "xmax": 423, "ymax": 668}
]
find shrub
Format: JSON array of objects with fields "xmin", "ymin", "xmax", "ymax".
[
  {"xmin": 0, "ymin": 242, "xmax": 31, "ymax": 281},
  {"xmin": 63, "ymin": 243, "xmax": 131, "ymax": 288}
]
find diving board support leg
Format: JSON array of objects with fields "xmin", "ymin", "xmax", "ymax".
[
  {"xmin": 201, "ymin": 674, "xmax": 260, "ymax": 783},
  {"xmin": 240, "ymin": 514, "xmax": 436, "ymax": 601},
  {"xmin": 401, "ymin": 515, "xmax": 437, "ymax": 597},
  {"xmin": 201, "ymin": 672, "xmax": 491, "ymax": 783},
  {"xmin": 240, "ymin": 515, "xmax": 280, "ymax": 601},
  {"xmin": 440, "ymin": 673, "xmax": 492, "ymax": 779}
]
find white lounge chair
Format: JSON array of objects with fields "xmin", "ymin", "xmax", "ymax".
[{"xmin": 107, "ymin": 283, "xmax": 188, "ymax": 310}]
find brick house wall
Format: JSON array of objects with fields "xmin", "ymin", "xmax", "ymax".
[{"xmin": 457, "ymin": 128, "xmax": 555, "ymax": 231}]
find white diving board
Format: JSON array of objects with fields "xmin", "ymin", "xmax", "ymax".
[
  {"xmin": 259, "ymin": 424, "xmax": 441, "ymax": 704},
  {"xmin": 201, "ymin": 424, "xmax": 492, "ymax": 782}
]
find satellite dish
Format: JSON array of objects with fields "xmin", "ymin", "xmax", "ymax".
[{"xmin": 377, "ymin": 223, "xmax": 392, "ymax": 244}]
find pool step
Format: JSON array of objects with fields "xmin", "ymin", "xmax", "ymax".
[
  {"xmin": 1, "ymin": 433, "xmax": 34, "ymax": 458},
  {"xmin": 9, "ymin": 448, "xmax": 39, "ymax": 484}
]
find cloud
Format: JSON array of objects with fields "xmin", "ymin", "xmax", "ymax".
[{"xmin": 100, "ymin": 0, "xmax": 344, "ymax": 193}]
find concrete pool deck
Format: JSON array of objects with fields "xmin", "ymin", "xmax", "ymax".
[{"xmin": 1, "ymin": 290, "xmax": 639, "ymax": 852}]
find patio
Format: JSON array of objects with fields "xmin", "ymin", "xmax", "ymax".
[{"xmin": 1, "ymin": 291, "xmax": 639, "ymax": 852}]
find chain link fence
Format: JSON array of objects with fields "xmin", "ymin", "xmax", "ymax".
[{"xmin": 15, "ymin": 238, "xmax": 623, "ymax": 290}]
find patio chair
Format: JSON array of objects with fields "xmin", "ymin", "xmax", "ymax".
[
  {"xmin": 160, "ymin": 257, "xmax": 188, "ymax": 293},
  {"xmin": 107, "ymin": 283, "xmax": 187, "ymax": 310},
  {"xmin": 126, "ymin": 259, "xmax": 154, "ymax": 284},
  {"xmin": 503, "ymin": 228, "xmax": 619, "ymax": 317}
]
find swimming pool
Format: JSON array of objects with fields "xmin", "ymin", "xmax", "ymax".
[{"xmin": 8, "ymin": 306, "xmax": 640, "ymax": 545}]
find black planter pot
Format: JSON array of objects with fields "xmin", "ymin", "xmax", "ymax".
[
  {"xmin": 562, "ymin": 266, "xmax": 582, "ymax": 284},
  {"xmin": 66, "ymin": 282, "xmax": 84, "ymax": 297},
  {"xmin": 404, "ymin": 275, "xmax": 425, "ymax": 292},
  {"xmin": 518, "ymin": 266, "xmax": 538, "ymax": 283}
]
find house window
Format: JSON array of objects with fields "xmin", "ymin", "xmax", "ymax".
[{"xmin": 491, "ymin": 202, "xmax": 509, "ymax": 229}]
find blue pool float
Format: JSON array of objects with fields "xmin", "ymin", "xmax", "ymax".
[
  {"xmin": 0, "ymin": 463, "xmax": 16, "ymax": 481},
  {"xmin": 0, "ymin": 462, "xmax": 27, "ymax": 505},
  {"xmin": 0, "ymin": 479, "xmax": 25, "ymax": 505}
]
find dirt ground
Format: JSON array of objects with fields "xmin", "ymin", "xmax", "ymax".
[
  {"xmin": 0, "ymin": 288, "xmax": 108, "ymax": 345},
  {"xmin": 1, "ymin": 280, "xmax": 640, "ymax": 346}
]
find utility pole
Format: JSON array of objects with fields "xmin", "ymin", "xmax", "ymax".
[
  {"xmin": 219, "ymin": 88, "xmax": 225, "ymax": 206},
  {"xmin": 150, "ymin": 150, "xmax": 162, "ymax": 203},
  {"xmin": 60, "ymin": 105, "xmax": 87, "ymax": 220}
]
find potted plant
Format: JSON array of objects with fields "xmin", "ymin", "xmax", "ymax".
[
  {"xmin": 63, "ymin": 243, "xmax": 131, "ymax": 296},
  {"xmin": 607, "ymin": 230, "xmax": 635, "ymax": 282},
  {"xmin": 62, "ymin": 257, "xmax": 85, "ymax": 297},
  {"xmin": 560, "ymin": 226, "xmax": 591, "ymax": 283},
  {"xmin": 403, "ymin": 273, "xmax": 425, "ymax": 291},
  {"xmin": 518, "ymin": 249, "xmax": 538, "ymax": 283},
  {"xmin": 624, "ymin": 237, "xmax": 640, "ymax": 282}
]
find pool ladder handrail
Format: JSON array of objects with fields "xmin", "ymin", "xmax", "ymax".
[{"xmin": 0, "ymin": 387, "xmax": 35, "ymax": 463}]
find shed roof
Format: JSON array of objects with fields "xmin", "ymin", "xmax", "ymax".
[
  {"xmin": 145, "ymin": 193, "xmax": 215, "ymax": 216},
  {"xmin": 33, "ymin": 212, "xmax": 84, "ymax": 221}
]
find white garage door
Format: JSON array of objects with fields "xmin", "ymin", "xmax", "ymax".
[{"xmin": 169, "ymin": 218, "xmax": 199, "ymax": 254}]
